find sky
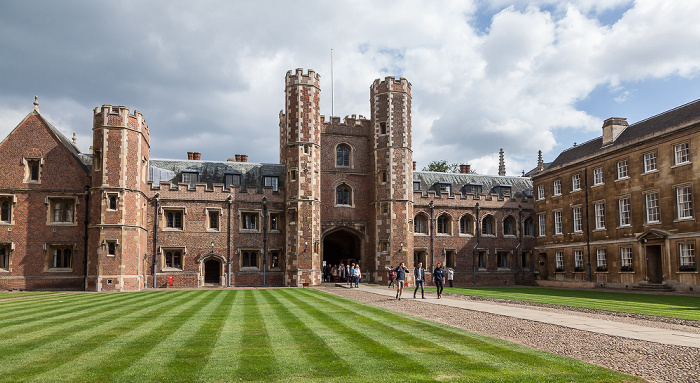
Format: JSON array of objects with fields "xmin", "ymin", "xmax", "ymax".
[{"xmin": 1, "ymin": 0, "xmax": 699, "ymax": 176}]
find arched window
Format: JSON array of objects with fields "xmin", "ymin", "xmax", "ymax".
[
  {"xmin": 437, "ymin": 214, "xmax": 452, "ymax": 235},
  {"xmin": 459, "ymin": 215, "xmax": 472, "ymax": 234},
  {"xmin": 503, "ymin": 216, "xmax": 516, "ymax": 236},
  {"xmin": 414, "ymin": 214, "xmax": 428, "ymax": 234},
  {"xmin": 482, "ymin": 215, "xmax": 495, "ymax": 235},
  {"xmin": 336, "ymin": 184, "xmax": 352, "ymax": 205},
  {"xmin": 336, "ymin": 144, "xmax": 350, "ymax": 167},
  {"xmin": 524, "ymin": 217, "xmax": 534, "ymax": 236}
]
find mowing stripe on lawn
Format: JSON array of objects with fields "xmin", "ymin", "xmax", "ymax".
[
  {"xmin": 259, "ymin": 289, "xmax": 354, "ymax": 379},
  {"xmin": 0, "ymin": 291, "xmax": 188, "ymax": 365},
  {"xmin": 35, "ymin": 290, "xmax": 226, "ymax": 382},
  {"xmin": 277, "ymin": 289, "xmax": 434, "ymax": 378},
  {"xmin": 198, "ymin": 290, "xmax": 246, "ymax": 382},
  {"xmin": 0, "ymin": 290, "xmax": 201, "ymax": 380},
  {"xmin": 111, "ymin": 290, "xmax": 226, "ymax": 382},
  {"xmin": 234, "ymin": 290, "xmax": 280, "ymax": 381},
  {"xmin": 298, "ymin": 289, "xmax": 636, "ymax": 383}
]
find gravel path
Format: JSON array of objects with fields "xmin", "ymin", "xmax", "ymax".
[{"xmin": 319, "ymin": 286, "xmax": 700, "ymax": 383}]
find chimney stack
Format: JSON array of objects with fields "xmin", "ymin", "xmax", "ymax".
[
  {"xmin": 193, "ymin": 152, "xmax": 201, "ymax": 160},
  {"xmin": 413, "ymin": 161, "xmax": 416, "ymax": 171},
  {"xmin": 459, "ymin": 164, "xmax": 471, "ymax": 174},
  {"xmin": 187, "ymin": 152, "xmax": 194, "ymax": 160},
  {"xmin": 241, "ymin": 154, "xmax": 248, "ymax": 162},
  {"xmin": 602, "ymin": 117, "xmax": 628, "ymax": 146}
]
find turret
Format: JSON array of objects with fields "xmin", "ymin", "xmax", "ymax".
[{"xmin": 281, "ymin": 69, "xmax": 322, "ymax": 286}]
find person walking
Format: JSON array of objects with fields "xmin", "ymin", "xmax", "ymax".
[
  {"xmin": 413, "ymin": 262, "xmax": 426, "ymax": 299},
  {"xmin": 348, "ymin": 263, "xmax": 355, "ymax": 286},
  {"xmin": 447, "ymin": 267, "xmax": 454, "ymax": 288},
  {"xmin": 388, "ymin": 268, "xmax": 395, "ymax": 288},
  {"xmin": 433, "ymin": 263, "xmax": 445, "ymax": 299},
  {"xmin": 386, "ymin": 263, "xmax": 408, "ymax": 300},
  {"xmin": 354, "ymin": 264, "xmax": 361, "ymax": 288}
]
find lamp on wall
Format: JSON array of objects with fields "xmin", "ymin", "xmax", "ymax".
[{"xmin": 211, "ymin": 241, "xmax": 214, "ymax": 254}]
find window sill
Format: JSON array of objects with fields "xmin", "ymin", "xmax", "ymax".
[
  {"xmin": 47, "ymin": 222, "xmax": 77, "ymax": 227},
  {"xmin": 239, "ymin": 267, "xmax": 260, "ymax": 272},
  {"xmin": 162, "ymin": 267, "xmax": 183, "ymax": 272},
  {"xmin": 592, "ymin": 183, "xmax": 604, "ymax": 188},
  {"xmin": 594, "ymin": 228, "xmax": 607, "ymax": 232},
  {"xmin": 163, "ymin": 227, "xmax": 184, "ymax": 232},
  {"xmin": 619, "ymin": 271, "xmax": 635, "ymax": 274},
  {"xmin": 436, "ymin": 233, "xmax": 452, "ymax": 237},
  {"xmin": 206, "ymin": 229, "xmax": 221, "ymax": 233},
  {"xmin": 239, "ymin": 229, "xmax": 261, "ymax": 233},
  {"xmin": 458, "ymin": 233, "xmax": 473, "ymax": 237},
  {"xmin": 503, "ymin": 234, "xmax": 516, "ymax": 238},
  {"xmin": 615, "ymin": 177, "xmax": 630, "ymax": 182},
  {"xmin": 47, "ymin": 268, "xmax": 73, "ymax": 272},
  {"xmin": 674, "ymin": 217, "xmax": 695, "ymax": 223},
  {"xmin": 570, "ymin": 189, "xmax": 582, "ymax": 194},
  {"xmin": 414, "ymin": 233, "xmax": 429, "ymax": 237},
  {"xmin": 677, "ymin": 270, "xmax": 698, "ymax": 274},
  {"xmin": 672, "ymin": 161, "xmax": 691, "ymax": 168},
  {"xmin": 481, "ymin": 234, "xmax": 496, "ymax": 238},
  {"xmin": 643, "ymin": 170, "xmax": 658, "ymax": 175},
  {"xmin": 616, "ymin": 225, "xmax": 632, "ymax": 229},
  {"xmin": 0, "ymin": 222, "xmax": 13, "ymax": 225}
]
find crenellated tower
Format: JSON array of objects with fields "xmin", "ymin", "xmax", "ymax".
[
  {"xmin": 280, "ymin": 69, "xmax": 322, "ymax": 286},
  {"xmin": 370, "ymin": 77, "xmax": 414, "ymax": 277},
  {"xmin": 87, "ymin": 105, "xmax": 150, "ymax": 291}
]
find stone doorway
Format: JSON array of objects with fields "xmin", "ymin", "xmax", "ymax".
[
  {"xmin": 322, "ymin": 228, "xmax": 363, "ymax": 278},
  {"xmin": 645, "ymin": 245, "xmax": 663, "ymax": 283},
  {"xmin": 204, "ymin": 259, "xmax": 221, "ymax": 285}
]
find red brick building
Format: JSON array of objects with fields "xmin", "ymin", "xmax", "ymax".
[{"xmin": 0, "ymin": 70, "xmax": 535, "ymax": 291}]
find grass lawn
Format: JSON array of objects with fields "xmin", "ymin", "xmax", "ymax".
[
  {"xmin": 0, "ymin": 289, "xmax": 639, "ymax": 383},
  {"xmin": 431, "ymin": 286, "xmax": 700, "ymax": 321},
  {"xmin": 0, "ymin": 291, "xmax": 57, "ymax": 299}
]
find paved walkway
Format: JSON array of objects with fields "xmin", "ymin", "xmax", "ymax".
[{"xmin": 346, "ymin": 283, "xmax": 700, "ymax": 348}]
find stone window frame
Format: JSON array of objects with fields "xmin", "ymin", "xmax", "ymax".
[
  {"xmin": 23, "ymin": 157, "xmax": 44, "ymax": 184},
  {"xmin": 596, "ymin": 248, "xmax": 607, "ymax": 270},
  {"xmin": 553, "ymin": 210, "xmax": 563, "ymax": 235},
  {"xmin": 536, "ymin": 184, "xmax": 545, "ymax": 200},
  {"xmin": 413, "ymin": 181, "xmax": 421, "ymax": 192},
  {"xmin": 593, "ymin": 167, "xmax": 604, "ymax": 186},
  {"xmin": 537, "ymin": 213, "xmax": 546, "ymax": 237},
  {"xmin": 413, "ymin": 213, "xmax": 429, "ymax": 235},
  {"xmin": 643, "ymin": 151, "xmax": 658, "ymax": 174},
  {"xmin": 616, "ymin": 159, "xmax": 629, "ymax": 180},
  {"xmin": 571, "ymin": 174, "xmax": 581, "ymax": 192},
  {"xmin": 477, "ymin": 248, "xmax": 488, "ymax": 270},
  {"xmin": 502, "ymin": 215, "xmax": 517, "ymax": 237},
  {"xmin": 263, "ymin": 175, "xmax": 279, "ymax": 192},
  {"xmin": 287, "ymin": 208, "xmax": 297, "ymax": 226},
  {"xmin": 673, "ymin": 141, "xmax": 691, "ymax": 166},
  {"xmin": 268, "ymin": 248, "xmax": 282, "ymax": 270},
  {"xmin": 161, "ymin": 246, "xmax": 186, "ymax": 271},
  {"xmin": 206, "ymin": 207, "xmax": 223, "ymax": 232},
  {"xmin": 335, "ymin": 143, "xmax": 353, "ymax": 168},
  {"xmin": 674, "ymin": 183, "xmax": 693, "ymax": 221},
  {"xmin": 240, "ymin": 248, "xmax": 260, "ymax": 271},
  {"xmin": 379, "ymin": 121, "xmax": 387, "ymax": 135},
  {"xmin": 45, "ymin": 242, "xmax": 75, "ymax": 272},
  {"xmin": 617, "ymin": 196, "xmax": 631, "ymax": 228},
  {"xmin": 104, "ymin": 239, "xmax": 119, "ymax": 257},
  {"xmin": 334, "ymin": 181, "xmax": 354, "ymax": 208},
  {"xmin": 524, "ymin": 216, "xmax": 534, "ymax": 237},
  {"xmin": 46, "ymin": 196, "xmax": 79, "ymax": 226},
  {"xmin": 553, "ymin": 179, "xmax": 562, "ymax": 196},
  {"xmin": 572, "ymin": 205, "xmax": 583, "ymax": 233},
  {"xmin": 643, "ymin": 190, "xmax": 661, "ymax": 225},
  {"xmin": 162, "ymin": 206, "xmax": 186, "ymax": 231},
  {"xmin": 379, "ymin": 240, "xmax": 389, "ymax": 253},
  {"xmin": 444, "ymin": 249, "xmax": 456, "ymax": 269},
  {"xmin": 105, "ymin": 191, "xmax": 120, "ymax": 211},
  {"xmin": 481, "ymin": 214, "xmax": 496, "ymax": 236},
  {"xmin": 224, "ymin": 172, "xmax": 242, "ymax": 189},
  {"xmin": 496, "ymin": 249, "xmax": 511, "ymax": 270},
  {"xmin": 620, "ymin": 247, "xmax": 633, "ymax": 269},
  {"xmin": 593, "ymin": 200, "xmax": 606, "ymax": 230},
  {"xmin": 458, "ymin": 213, "xmax": 474, "ymax": 236},
  {"xmin": 0, "ymin": 194, "xmax": 17, "ymax": 225},
  {"xmin": 181, "ymin": 170, "xmax": 199, "ymax": 187},
  {"xmin": 0, "ymin": 242, "xmax": 15, "ymax": 272},
  {"xmin": 240, "ymin": 210, "xmax": 261, "ymax": 233},
  {"xmin": 289, "ymin": 168, "xmax": 297, "ymax": 182},
  {"xmin": 378, "ymin": 169, "xmax": 388, "ymax": 184},
  {"xmin": 678, "ymin": 242, "xmax": 696, "ymax": 270},
  {"xmin": 555, "ymin": 251, "xmax": 564, "ymax": 271},
  {"xmin": 269, "ymin": 211, "xmax": 282, "ymax": 232},
  {"xmin": 436, "ymin": 212, "xmax": 453, "ymax": 236}
]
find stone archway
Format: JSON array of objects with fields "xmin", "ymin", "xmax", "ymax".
[
  {"xmin": 200, "ymin": 254, "xmax": 225, "ymax": 287},
  {"xmin": 323, "ymin": 228, "xmax": 363, "ymax": 273}
]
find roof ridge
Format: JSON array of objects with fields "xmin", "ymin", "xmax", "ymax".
[{"xmin": 627, "ymin": 98, "xmax": 700, "ymax": 129}]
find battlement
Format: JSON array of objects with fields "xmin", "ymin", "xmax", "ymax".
[
  {"xmin": 93, "ymin": 104, "xmax": 148, "ymax": 134},
  {"xmin": 321, "ymin": 114, "xmax": 372, "ymax": 135},
  {"xmin": 370, "ymin": 76, "xmax": 411, "ymax": 96},
  {"xmin": 285, "ymin": 68, "xmax": 321, "ymax": 88}
]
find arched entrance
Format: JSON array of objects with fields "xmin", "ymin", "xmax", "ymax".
[
  {"xmin": 323, "ymin": 228, "xmax": 363, "ymax": 269},
  {"xmin": 204, "ymin": 259, "xmax": 221, "ymax": 284}
]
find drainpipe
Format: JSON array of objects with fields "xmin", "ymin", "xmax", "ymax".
[
  {"xmin": 515, "ymin": 205, "xmax": 522, "ymax": 284},
  {"xmin": 83, "ymin": 185, "xmax": 90, "ymax": 291},
  {"xmin": 428, "ymin": 201, "xmax": 435, "ymax": 272},
  {"xmin": 262, "ymin": 196, "xmax": 268, "ymax": 287},
  {"xmin": 472, "ymin": 202, "xmax": 480, "ymax": 284},
  {"xmin": 152, "ymin": 193, "xmax": 160, "ymax": 288},
  {"xmin": 584, "ymin": 167, "xmax": 592, "ymax": 282},
  {"xmin": 227, "ymin": 195, "xmax": 232, "ymax": 287}
]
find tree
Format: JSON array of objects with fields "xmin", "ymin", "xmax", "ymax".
[{"xmin": 422, "ymin": 160, "xmax": 477, "ymax": 173}]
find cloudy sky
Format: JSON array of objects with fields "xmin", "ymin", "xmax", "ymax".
[{"xmin": 2, "ymin": 1, "xmax": 699, "ymax": 175}]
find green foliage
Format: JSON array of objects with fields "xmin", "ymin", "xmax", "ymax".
[
  {"xmin": 0, "ymin": 289, "xmax": 638, "ymax": 382},
  {"xmin": 423, "ymin": 160, "xmax": 476, "ymax": 173},
  {"xmin": 434, "ymin": 287, "xmax": 700, "ymax": 321}
]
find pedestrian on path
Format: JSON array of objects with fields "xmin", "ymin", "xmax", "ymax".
[
  {"xmin": 348, "ymin": 263, "xmax": 355, "ymax": 286},
  {"xmin": 388, "ymin": 268, "xmax": 395, "ymax": 288},
  {"xmin": 447, "ymin": 267, "xmax": 454, "ymax": 288},
  {"xmin": 433, "ymin": 263, "xmax": 445, "ymax": 299},
  {"xmin": 413, "ymin": 262, "xmax": 425, "ymax": 299},
  {"xmin": 387, "ymin": 263, "xmax": 408, "ymax": 300},
  {"xmin": 354, "ymin": 264, "xmax": 361, "ymax": 287}
]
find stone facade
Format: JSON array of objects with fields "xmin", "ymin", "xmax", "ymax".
[
  {"xmin": 532, "ymin": 100, "xmax": 700, "ymax": 292},
  {"xmin": 0, "ymin": 70, "xmax": 535, "ymax": 291}
]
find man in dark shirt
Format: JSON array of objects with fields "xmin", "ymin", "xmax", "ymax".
[
  {"xmin": 433, "ymin": 262, "xmax": 445, "ymax": 299},
  {"xmin": 413, "ymin": 262, "xmax": 425, "ymax": 299}
]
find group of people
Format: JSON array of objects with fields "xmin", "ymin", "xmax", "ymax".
[
  {"xmin": 385, "ymin": 262, "xmax": 454, "ymax": 300},
  {"xmin": 324, "ymin": 263, "xmax": 362, "ymax": 287}
]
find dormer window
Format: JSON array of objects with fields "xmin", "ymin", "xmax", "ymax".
[
  {"xmin": 436, "ymin": 182, "xmax": 451, "ymax": 194},
  {"xmin": 465, "ymin": 183, "xmax": 482, "ymax": 195},
  {"xmin": 496, "ymin": 185, "xmax": 511, "ymax": 197},
  {"xmin": 413, "ymin": 181, "xmax": 421, "ymax": 191},
  {"xmin": 181, "ymin": 170, "xmax": 199, "ymax": 186},
  {"xmin": 263, "ymin": 176, "xmax": 279, "ymax": 191},
  {"xmin": 224, "ymin": 172, "xmax": 241, "ymax": 189}
]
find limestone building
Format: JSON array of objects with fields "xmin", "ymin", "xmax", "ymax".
[
  {"xmin": 532, "ymin": 99, "xmax": 700, "ymax": 292},
  {"xmin": 0, "ymin": 69, "xmax": 535, "ymax": 291}
]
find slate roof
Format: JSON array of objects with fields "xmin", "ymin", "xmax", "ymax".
[
  {"xmin": 548, "ymin": 98, "xmax": 700, "ymax": 170},
  {"xmin": 149, "ymin": 158, "xmax": 285, "ymax": 192},
  {"xmin": 413, "ymin": 171, "xmax": 533, "ymax": 197}
]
